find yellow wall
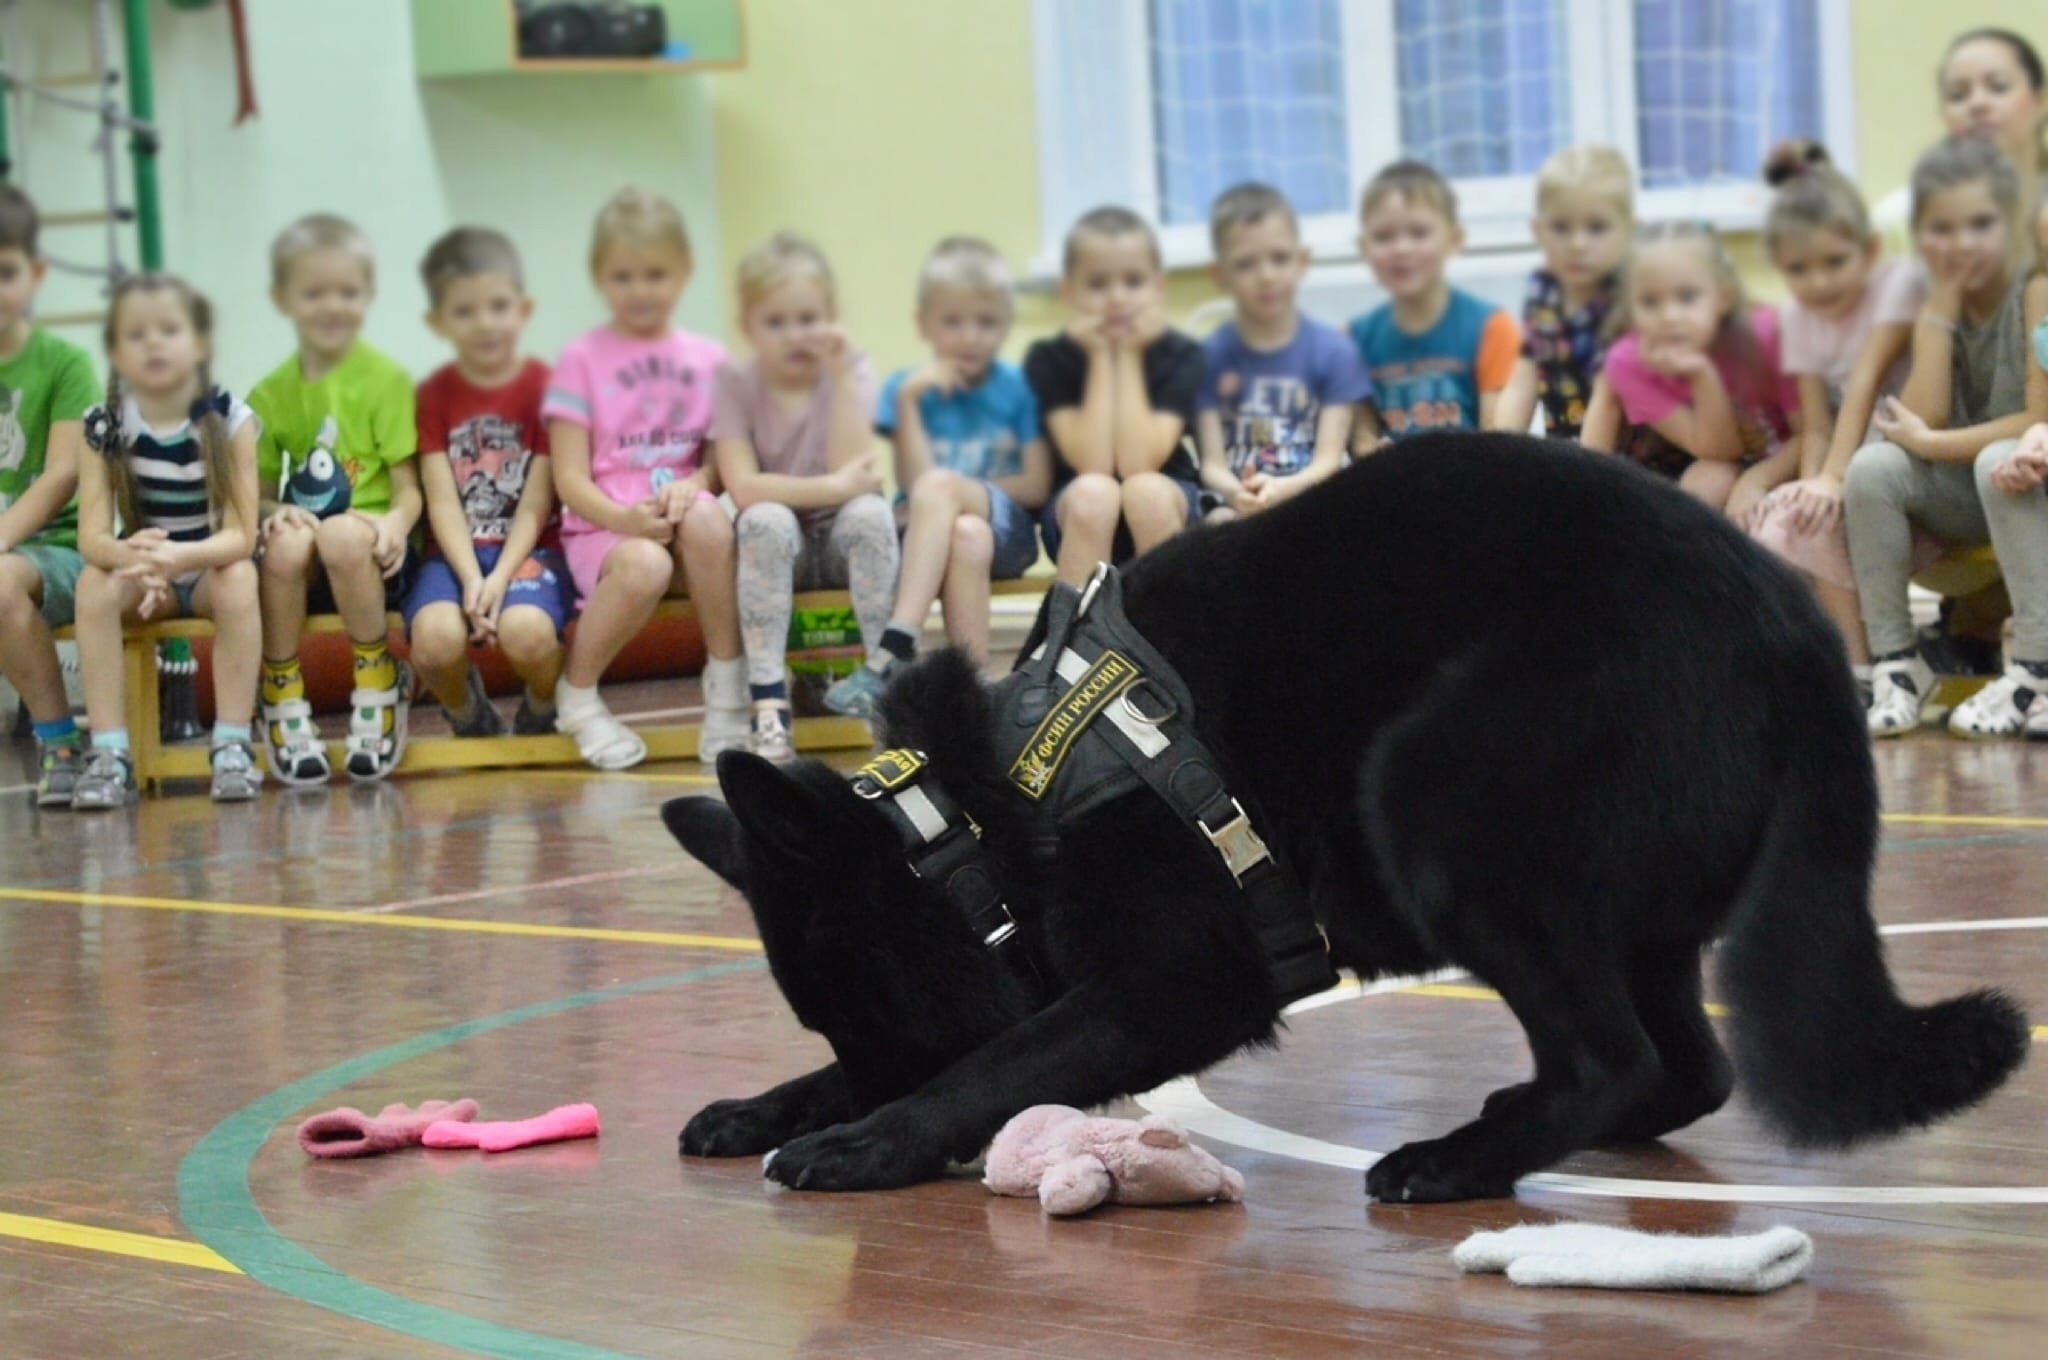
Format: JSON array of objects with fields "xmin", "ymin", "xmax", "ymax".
[{"xmin": 710, "ymin": 0, "xmax": 2048, "ymax": 363}]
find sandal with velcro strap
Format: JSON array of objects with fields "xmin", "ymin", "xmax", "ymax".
[
  {"xmin": 345, "ymin": 662, "xmax": 414, "ymax": 783},
  {"xmin": 262, "ymin": 698, "xmax": 332, "ymax": 787}
]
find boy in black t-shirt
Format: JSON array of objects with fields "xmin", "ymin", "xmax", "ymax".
[{"xmin": 1024, "ymin": 207, "xmax": 1204, "ymax": 584}]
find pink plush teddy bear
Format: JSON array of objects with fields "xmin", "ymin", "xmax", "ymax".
[{"xmin": 983, "ymin": 1104, "xmax": 1246, "ymax": 1216}]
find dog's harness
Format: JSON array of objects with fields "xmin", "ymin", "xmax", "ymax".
[{"xmin": 850, "ymin": 564, "xmax": 1336, "ymax": 1008}]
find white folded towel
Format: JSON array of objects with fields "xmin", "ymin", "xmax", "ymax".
[{"xmin": 1454, "ymin": 1222, "xmax": 1813, "ymax": 1293}]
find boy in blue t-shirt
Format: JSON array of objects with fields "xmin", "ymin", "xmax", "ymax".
[
  {"xmin": 1349, "ymin": 161, "xmax": 1522, "ymax": 443},
  {"xmin": 1196, "ymin": 183, "xmax": 1373, "ymax": 522},
  {"xmin": 823, "ymin": 237, "xmax": 1050, "ymax": 717}
]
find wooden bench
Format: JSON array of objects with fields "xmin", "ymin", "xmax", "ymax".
[{"xmin": 60, "ymin": 578, "xmax": 1050, "ymax": 789}]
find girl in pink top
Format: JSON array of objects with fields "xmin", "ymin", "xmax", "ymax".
[
  {"xmin": 1581, "ymin": 221, "xmax": 1802, "ymax": 514},
  {"xmin": 1745, "ymin": 143, "xmax": 1929, "ymax": 683},
  {"xmin": 713, "ymin": 234, "xmax": 899, "ymax": 763},
  {"xmin": 542, "ymin": 189, "xmax": 749, "ymax": 770}
]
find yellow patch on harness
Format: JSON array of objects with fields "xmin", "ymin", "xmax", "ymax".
[{"xmin": 1008, "ymin": 650, "xmax": 1142, "ymax": 800}]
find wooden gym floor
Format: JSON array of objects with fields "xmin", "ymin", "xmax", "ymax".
[{"xmin": 3, "ymin": 664, "xmax": 2047, "ymax": 1358}]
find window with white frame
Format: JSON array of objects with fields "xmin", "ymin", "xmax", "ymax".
[{"xmin": 1030, "ymin": 0, "xmax": 1856, "ymax": 274}]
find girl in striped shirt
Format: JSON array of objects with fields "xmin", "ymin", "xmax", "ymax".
[{"xmin": 70, "ymin": 274, "xmax": 262, "ymax": 807}]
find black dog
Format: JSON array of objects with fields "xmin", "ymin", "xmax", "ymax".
[{"xmin": 663, "ymin": 434, "xmax": 2029, "ymax": 1203}]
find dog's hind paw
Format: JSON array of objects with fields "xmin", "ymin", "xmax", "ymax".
[
  {"xmin": 763, "ymin": 1115, "xmax": 945, "ymax": 1192},
  {"xmin": 1364, "ymin": 1137, "xmax": 1519, "ymax": 1204}
]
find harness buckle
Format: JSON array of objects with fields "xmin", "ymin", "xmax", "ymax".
[{"xmin": 1198, "ymin": 798, "xmax": 1271, "ymax": 884}]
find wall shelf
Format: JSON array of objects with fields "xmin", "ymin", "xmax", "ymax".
[{"xmin": 411, "ymin": 0, "xmax": 745, "ymax": 78}]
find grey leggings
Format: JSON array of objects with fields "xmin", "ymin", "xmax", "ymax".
[
  {"xmin": 1844, "ymin": 438, "xmax": 2048, "ymax": 661},
  {"xmin": 736, "ymin": 495, "xmax": 900, "ymax": 690}
]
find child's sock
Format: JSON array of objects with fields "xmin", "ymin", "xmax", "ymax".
[
  {"xmin": 749, "ymin": 678, "xmax": 789, "ymax": 706},
  {"xmin": 91, "ymin": 729, "xmax": 130, "ymax": 752},
  {"xmin": 352, "ymin": 639, "xmax": 399, "ymax": 738},
  {"xmin": 1851, "ymin": 664, "xmax": 1872, "ymax": 683},
  {"xmin": 33, "ymin": 717, "xmax": 80, "ymax": 749},
  {"xmin": 871, "ymin": 623, "xmax": 919, "ymax": 673},
  {"xmin": 556, "ymin": 678, "xmax": 602, "ymax": 724},
  {"xmin": 522, "ymin": 685, "xmax": 555, "ymax": 718},
  {"xmin": 422, "ymin": 1102, "xmax": 600, "ymax": 1152},
  {"xmin": 213, "ymin": 721, "xmax": 252, "ymax": 748},
  {"xmin": 261, "ymin": 657, "xmax": 305, "ymax": 711},
  {"xmin": 700, "ymin": 655, "xmax": 747, "ymax": 710}
]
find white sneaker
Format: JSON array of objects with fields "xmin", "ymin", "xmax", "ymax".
[
  {"xmin": 1949, "ymin": 661, "xmax": 2048, "ymax": 740},
  {"xmin": 698, "ymin": 656, "xmax": 752, "ymax": 763},
  {"xmin": 1867, "ymin": 653, "xmax": 1934, "ymax": 738},
  {"xmin": 748, "ymin": 704, "xmax": 795, "ymax": 764}
]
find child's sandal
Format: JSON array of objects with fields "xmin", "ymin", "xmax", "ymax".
[
  {"xmin": 262, "ymin": 698, "xmax": 331, "ymax": 787},
  {"xmin": 560, "ymin": 705, "xmax": 647, "ymax": 771},
  {"xmin": 344, "ymin": 662, "xmax": 413, "ymax": 783}
]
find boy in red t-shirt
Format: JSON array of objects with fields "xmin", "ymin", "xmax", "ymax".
[{"xmin": 405, "ymin": 228, "xmax": 573, "ymax": 736}]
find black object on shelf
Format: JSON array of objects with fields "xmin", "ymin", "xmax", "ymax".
[{"xmin": 516, "ymin": 2, "xmax": 668, "ymax": 60}]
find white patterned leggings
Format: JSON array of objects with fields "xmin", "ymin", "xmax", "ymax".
[{"xmin": 736, "ymin": 495, "xmax": 900, "ymax": 691}]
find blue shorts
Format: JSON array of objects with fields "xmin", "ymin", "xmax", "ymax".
[
  {"xmin": 403, "ymin": 544, "xmax": 575, "ymax": 637},
  {"xmin": 984, "ymin": 485, "xmax": 1043, "ymax": 580},
  {"xmin": 1037, "ymin": 476, "xmax": 1202, "ymax": 563}
]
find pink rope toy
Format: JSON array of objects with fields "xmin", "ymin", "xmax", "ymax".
[
  {"xmin": 297, "ymin": 1099, "xmax": 480, "ymax": 1159},
  {"xmin": 423, "ymin": 1102, "xmax": 601, "ymax": 1153}
]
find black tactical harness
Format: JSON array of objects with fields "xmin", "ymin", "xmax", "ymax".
[{"xmin": 849, "ymin": 564, "xmax": 1337, "ymax": 1008}]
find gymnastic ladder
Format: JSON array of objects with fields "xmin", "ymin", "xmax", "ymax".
[{"xmin": 0, "ymin": 0, "xmax": 192, "ymax": 741}]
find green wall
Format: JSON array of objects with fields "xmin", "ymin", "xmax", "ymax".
[{"xmin": 11, "ymin": 0, "xmax": 723, "ymax": 387}]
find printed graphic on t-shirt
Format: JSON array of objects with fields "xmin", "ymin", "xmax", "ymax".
[
  {"xmin": 0, "ymin": 385, "xmax": 26, "ymax": 476},
  {"xmin": 608, "ymin": 354, "xmax": 707, "ymax": 468},
  {"xmin": 936, "ymin": 428, "xmax": 1022, "ymax": 482},
  {"xmin": 1215, "ymin": 370, "xmax": 1320, "ymax": 477},
  {"xmin": 449, "ymin": 412, "xmax": 531, "ymax": 544},
  {"xmin": 1371, "ymin": 360, "xmax": 1470, "ymax": 437}
]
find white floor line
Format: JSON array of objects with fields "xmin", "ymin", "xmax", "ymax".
[
  {"xmin": 354, "ymin": 864, "xmax": 671, "ymax": 914},
  {"xmin": 620, "ymin": 705, "xmax": 705, "ymax": 725},
  {"xmin": 0, "ymin": 783, "xmax": 37, "ymax": 796}
]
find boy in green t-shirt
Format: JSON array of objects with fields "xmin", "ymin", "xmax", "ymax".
[
  {"xmin": 249, "ymin": 213, "xmax": 420, "ymax": 785},
  {"xmin": 0, "ymin": 186, "xmax": 100, "ymax": 806}
]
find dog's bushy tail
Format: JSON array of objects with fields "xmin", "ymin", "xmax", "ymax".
[{"xmin": 1718, "ymin": 695, "xmax": 2028, "ymax": 1147}]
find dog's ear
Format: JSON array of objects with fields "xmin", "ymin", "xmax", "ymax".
[
  {"xmin": 714, "ymin": 748, "xmax": 837, "ymax": 867},
  {"xmin": 660, "ymin": 795, "xmax": 748, "ymax": 890}
]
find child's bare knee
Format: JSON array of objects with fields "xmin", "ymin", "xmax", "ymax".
[
  {"xmin": 606, "ymin": 537, "xmax": 673, "ymax": 599},
  {"xmin": 409, "ymin": 607, "xmax": 468, "ymax": 669},
  {"xmin": 261, "ymin": 525, "xmax": 316, "ymax": 579},
  {"xmin": 497, "ymin": 609, "xmax": 560, "ymax": 666},
  {"xmin": 1120, "ymin": 475, "xmax": 1186, "ymax": 528},
  {"xmin": 910, "ymin": 468, "xmax": 968, "ymax": 511},
  {"xmin": 315, "ymin": 514, "xmax": 375, "ymax": 570},
  {"xmin": 210, "ymin": 558, "xmax": 259, "ymax": 606},
  {"xmin": 681, "ymin": 501, "xmax": 736, "ymax": 559},
  {"xmin": 0, "ymin": 562, "xmax": 38, "ymax": 631},
  {"xmin": 949, "ymin": 515, "xmax": 995, "ymax": 570},
  {"xmin": 1060, "ymin": 475, "xmax": 1121, "ymax": 534}
]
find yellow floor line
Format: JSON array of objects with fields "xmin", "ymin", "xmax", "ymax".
[
  {"xmin": 0, "ymin": 1211, "xmax": 240, "ymax": 1275},
  {"xmin": 1881, "ymin": 813, "xmax": 2048, "ymax": 829},
  {"xmin": 0, "ymin": 888, "xmax": 763, "ymax": 953}
]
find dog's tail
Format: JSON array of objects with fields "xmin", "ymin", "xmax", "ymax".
[{"xmin": 1717, "ymin": 688, "xmax": 2028, "ymax": 1147}]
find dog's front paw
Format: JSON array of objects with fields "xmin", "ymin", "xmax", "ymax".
[
  {"xmin": 1364, "ymin": 1136, "xmax": 1518, "ymax": 1204},
  {"xmin": 681, "ymin": 1094, "xmax": 798, "ymax": 1158},
  {"xmin": 763, "ymin": 1114, "xmax": 945, "ymax": 1192}
]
